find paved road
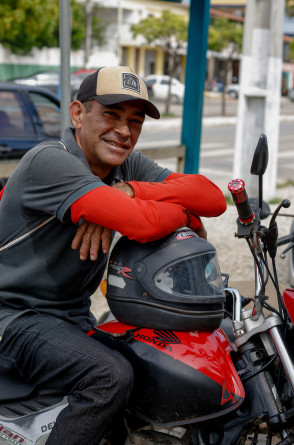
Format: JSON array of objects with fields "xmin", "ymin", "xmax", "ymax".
[
  {"xmin": 139, "ymin": 95, "xmax": 294, "ymax": 195},
  {"xmin": 200, "ymin": 120, "xmax": 294, "ymax": 192},
  {"xmin": 150, "ymin": 92, "xmax": 294, "ymax": 119}
]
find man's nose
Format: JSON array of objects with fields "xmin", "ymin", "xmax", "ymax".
[{"xmin": 115, "ymin": 121, "xmax": 131, "ymax": 137}]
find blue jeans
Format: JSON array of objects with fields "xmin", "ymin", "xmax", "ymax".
[{"xmin": 0, "ymin": 312, "xmax": 134, "ymax": 444}]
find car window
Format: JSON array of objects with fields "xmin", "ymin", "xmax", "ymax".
[
  {"xmin": 0, "ymin": 90, "xmax": 36, "ymax": 137},
  {"xmin": 144, "ymin": 79, "xmax": 156, "ymax": 87},
  {"xmin": 28, "ymin": 92, "xmax": 60, "ymax": 138},
  {"xmin": 161, "ymin": 79, "xmax": 170, "ymax": 85}
]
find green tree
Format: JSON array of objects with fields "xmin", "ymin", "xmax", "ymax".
[
  {"xmin": 286, "ymin": 0, "xmax": 294, "ymax": 61},
  {"xmin": 286, "ymin": 0, "xmax": 294, "ymax": 16},
  {"xmin": 208, "ymin": 17, "xmax": 243, "ymax": 115},
  {"xmin": 0, "ymin": 0, "xmax": 106, "ymax": 55},
  {"xmin": 83, "ymin": 0, "xmax": 108, "ymax": 67},
  {"xmin": 131, "ymin": 10, "xmax": 188, "ymax": 115}
]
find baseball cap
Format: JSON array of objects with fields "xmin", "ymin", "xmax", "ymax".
[{"xmin": 76, "ymin": 66, "xmax": 160, "ymax": 119}]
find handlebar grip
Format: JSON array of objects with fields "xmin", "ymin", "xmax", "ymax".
[{"xmin": 228, "ymin": 179, "xmax": 255, "ymax": 224}]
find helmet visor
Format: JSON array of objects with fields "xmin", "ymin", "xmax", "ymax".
[{"xmin": 154, "ymin": 252, "xmax": 224, "ymax": 299}]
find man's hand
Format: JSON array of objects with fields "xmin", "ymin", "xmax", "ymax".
[
  {"xmin": 112, "ymin": 181, "xmax": 134, "ymax": 197},
  {"xmin": 71, "ymin": 182, "xmax": 134, "ymax": 261},
  {"xmin": 71, "ymin": 221, "xmax": 112, "ymax": 261},
  {"xmin": 195, "ymin": 224, "xmax": 207, "ymax": 240}
]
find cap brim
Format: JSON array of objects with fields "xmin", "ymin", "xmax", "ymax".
[{"xmin": 93, "ymin": 94, "xmax": 160, "ymax": 120}]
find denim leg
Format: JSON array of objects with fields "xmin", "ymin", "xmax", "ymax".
[{"xmin": 0, "ymin": 313, "xmax": 134, "ymax": 445}]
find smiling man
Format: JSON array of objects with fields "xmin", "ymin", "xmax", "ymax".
[{"xmin": 0, "ymin": 66, "xmax": 226, "ymax": 444}]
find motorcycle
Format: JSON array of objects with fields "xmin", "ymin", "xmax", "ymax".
[
  {"xmin": 261, "ymin": 191, "xmax": 294, "ymax": 289},
  {"xmin": 276, "ymin": 213, "xmax": 294, "ymax": 288},
  {"xmin": 0, "ymin": 134, "xmax": 294, "ymax": 445}
]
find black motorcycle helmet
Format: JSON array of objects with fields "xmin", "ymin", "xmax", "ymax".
[{"xmin": 106, "ymin": 228, "xmax": 225, "ymax": 331}]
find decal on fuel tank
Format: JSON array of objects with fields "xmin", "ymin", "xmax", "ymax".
[{"xmin": 134, "ymin": 330, "xmax": 181, "ymax": 350}]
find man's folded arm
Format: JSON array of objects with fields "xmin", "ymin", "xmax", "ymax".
[
  {"xmin": 125, "ymin": 173, "xmax": 227, "ymax": 217},
  {"xmin": 70, "ymin": 185, "xmax": 202, "ymax": 244}
]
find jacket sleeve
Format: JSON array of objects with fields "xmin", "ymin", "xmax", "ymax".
[
  {"xmin": 70, "ymin": 185, "xmax": 202, "ymax": 243},
  {"xmin": 125, "ymin": 174, "xmax": 227, "ymax": 217}
]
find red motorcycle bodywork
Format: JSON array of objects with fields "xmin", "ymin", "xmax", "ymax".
[
  {"xmin": 88, "ymin": 321, "xmax": 245, "ymax": 426},
  {"xmin": 283, "ymin": 288, "xmax": 294, "ymax": 324}
]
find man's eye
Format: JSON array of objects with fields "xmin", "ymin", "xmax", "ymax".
[
  {"xmin": 131, "ymin": 118, "xmax": 144, "ymax": 125},
  {"xmin": 105, "ymin": 111, "xmax": 117, "ymax": 117}
]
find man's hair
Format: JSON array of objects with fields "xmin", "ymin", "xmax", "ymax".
[{"xmin": 83, "ymin": 100, "xmax": 93, "ymax": 113}]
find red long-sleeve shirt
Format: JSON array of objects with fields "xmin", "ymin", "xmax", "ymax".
[
  {"xmin": 71, "ymin": 173, "xmax": 226, "ymax": 243},
  {"xmin": 0, "ymin": 173, "xmax": 226, "ymax": 243}
]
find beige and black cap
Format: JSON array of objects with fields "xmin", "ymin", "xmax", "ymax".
[{"xmin": 77, "ymin": 66, "xmax": 160, "ymax": 119}]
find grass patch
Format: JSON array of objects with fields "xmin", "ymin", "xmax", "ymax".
[
  {"xmin": 161, "ymin": 112, "xmax": 175, "ymax": 118},
  {"xmin": 269, "ymin": 197, "xmax": 283, "ymax": 204},
  {"xmin": 277, "ymin": 180, "xmax": 294, "ymax": 189},
  {"xmin": 225, "ymin": 194, "xmax": 234, "ymax": 205},
  {"xmin": 225, "ymin": 194, "xmax": 284, "ymax": 206}
]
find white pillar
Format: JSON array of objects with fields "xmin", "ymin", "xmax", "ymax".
[{"xmin": 233, "ymin": 0, "xmax": 285, "ymax": 200}]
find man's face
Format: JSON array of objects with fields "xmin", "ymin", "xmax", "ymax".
[{"xmin": 73, "ymin": 100, "xmax": 145, "ymax": 179}]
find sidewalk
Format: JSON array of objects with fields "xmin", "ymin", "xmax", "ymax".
[
  {"xmin": 144, "ymin": 111, "xmax": 294, "ymax": 131},
  {"xmin": 144, "ymin": 95, "xmax": 294, "ymax": 130}
]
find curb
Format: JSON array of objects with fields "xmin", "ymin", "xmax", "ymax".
[{"xmin": 144, "ymin": 114, "xmax": 294, "ymax": 131}]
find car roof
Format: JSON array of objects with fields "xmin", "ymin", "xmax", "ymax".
[
  {"xmin": 144, "ymin": 74, "xmax": 183, "ymax": 83},
  {"xmin": 145, "ymin": 74, "xmax": 169, "ymax": 78},
  {"xmin": 0, "ymin": 82, "xmax": 60, "ymax": 102}
]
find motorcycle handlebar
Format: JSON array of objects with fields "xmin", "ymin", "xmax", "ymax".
[{"xmin": 228, "ymin": 179, "xmax": 255, "ymax": 225}]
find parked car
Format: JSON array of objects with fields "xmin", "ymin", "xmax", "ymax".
[
  {"xmin": 205, "ymin": 79, "xmax": 223, "ymax": 92},
  {"xmin": 11, "ymin": 70, "xmax": 83, "ymax": 100},
  {"xmin": 73, "ymin": 69, "xmax": 97, "ymax": 79},
  {"xmin": 143, "ymin": 75, "xmax": 185, "ymax": 103},
  {"xmin": 225, "ymin": 83, "xmax": 240, "ymax": 99},
  {"xmin": 0, "ymin": 82, "xmax": 60, "ymax": 159},
  {"xmin": 288, "ymin": 88, "xmax": 294, "ymax": 102}
]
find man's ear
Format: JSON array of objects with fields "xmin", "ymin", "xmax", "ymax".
[{"xmin": 69, "ymin": 101, "xmax": 84, "ymax": 129}]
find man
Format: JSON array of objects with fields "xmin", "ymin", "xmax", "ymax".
[{"xmin": 0, "ymin": 66, "xmax": 226, "ymax": 444}]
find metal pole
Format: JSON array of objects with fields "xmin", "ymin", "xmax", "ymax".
[
  {"xmin": 233, "ymin": 0, "xmax": 285, "ymax": 200},
  {"xmin": 59, "ymin": 0, "xmax": 72, "ymax": 137},
  {"xmin": 181, "ymin": 0, "xmax": 210, "ymax": 174}
]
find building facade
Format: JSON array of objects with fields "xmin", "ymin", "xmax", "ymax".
[
  {"xmin": 0, "ymin": 0, "xmax": 293, "ymax": 91},
  {"xmin": 0, "ymin": 0, "xmax": 189, "ymax": 81}
]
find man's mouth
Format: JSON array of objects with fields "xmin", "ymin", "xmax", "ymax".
[{"xmin": 105, "ymin": 139, "xmax": 129, "ymax": 149}]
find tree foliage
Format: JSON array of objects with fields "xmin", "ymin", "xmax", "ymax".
[
  {"xmin": 286, "ymin": 0, "xmax": 294, "ymax": 61},
  {"xmin": 131, "ymin": 10, "xmax": 187, "ymax": 51},
  {"xmin": 208, "ymin": 17, "xmax": 243, "ymax": 116},
  {"xmin": 131, "ymin": 10, "xmax": 188, "ymax": 114},
  {"xmin": 0, "ymin": 0, "xmax": 106, "ymax": 55},
  {"xmin": 286, "ymin": 0, "xmax": 294, "ymax": 16},
  {"xmin": 208, "ymin": 17, "xmax": 243, "ymax": 54}
]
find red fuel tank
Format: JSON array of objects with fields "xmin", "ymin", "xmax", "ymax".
[
  {"xmin": 283, "ymin": 288, "xmax": 294, "ymax": 324},
  {"xmin": 88, "ymin": 321, "xmax": 245, "ymax": 426}
]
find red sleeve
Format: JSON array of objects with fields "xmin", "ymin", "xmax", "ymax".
[
  {"xmin": 125, "ymin": 174, "xmax": 227, "ymax": 217},
  {"xmin": 70, "ymin": 186, "xmax": 202, "ymax": 243},
  {"xmin": 0, "ymin": 187, "xmax": 5, "ymax": 200}
]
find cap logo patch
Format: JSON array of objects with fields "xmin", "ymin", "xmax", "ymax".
[{"xmin": 122, "ymin": 73, "xmax": 141, "ymax": 95}]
